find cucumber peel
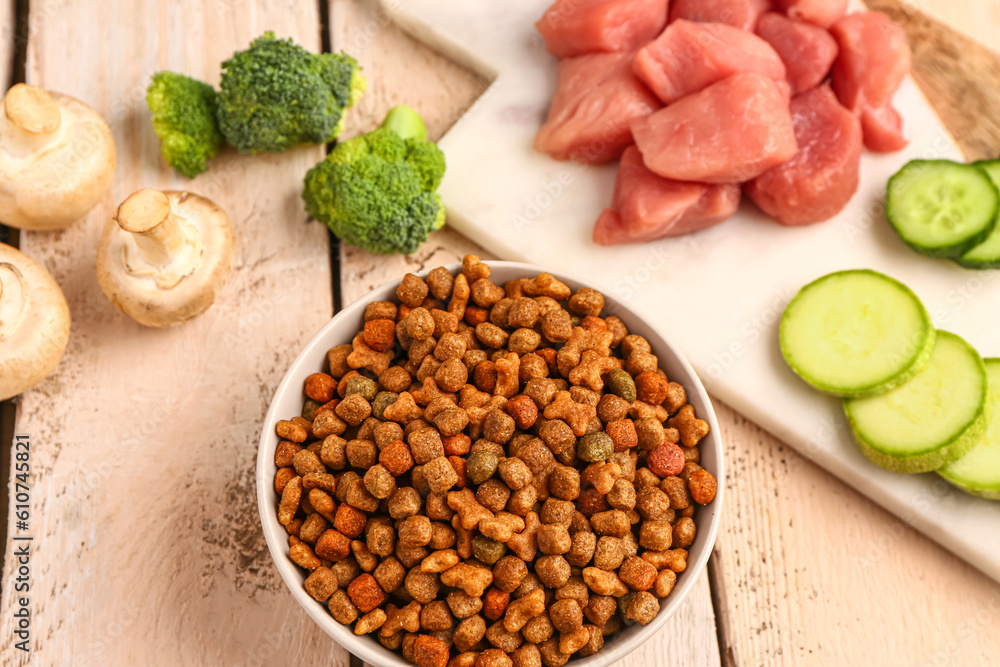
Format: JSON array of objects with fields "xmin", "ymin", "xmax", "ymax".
[
  {"xmin": 780, "ymin": 270, "xmax": 935, "ymax": 398},
  {"xmin": 938, "ymin": 358, "xmax": 1000, "ymax": 499},
  {"xmin": 844, "ymin": 331, "xmax": 988, "ymax": 474}
]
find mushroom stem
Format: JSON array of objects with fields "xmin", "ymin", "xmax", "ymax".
[
  {"xmin": 1, "ymin": 84, "xmax": 64, "ymax": 157},
  {"xmin": 115, "ymin": 189, "xmax": 189, "ymax": 269}
]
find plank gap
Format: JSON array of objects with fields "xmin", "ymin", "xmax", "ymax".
[{"xmin": 0, "ymin": 0, "xmax": 30, "ymax": 592}]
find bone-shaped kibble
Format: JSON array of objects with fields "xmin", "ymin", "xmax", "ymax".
[{"xmin": 440, "ymin": 563, "xmax": 493, "ymax": 597}]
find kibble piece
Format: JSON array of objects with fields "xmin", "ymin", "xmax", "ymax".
[
  {"xmin": 406, "ymin": 567, "xmax": 442, "ymax": 605},
  {"xmin": 577, "ymin": 625, "xmax": 604, "ymax": 657},
  {"xmin": 466, "ymin": 479, "xmax": 503, "ymax": 513},
  {"xmin": 606, "ymin": 479, "xmax": 635, "ymax": 512},
  {"xmin": 639, "ymin": 520, "xmax": 673, "ymax": 551},
  {"xmin": 413, "ymin": 634, "xmax": 450, "ymax": 667},
  {"xmin": 535, "ymin": 555, "xmax": 571, "ymax": 588},
  {"xmin": 447, "ymin": 590, "xmax": 484, "ymax": 619},
  {"xmin": 618, "ymin": 555, "xmax": 657, "ymax": 591},
  {"xmin": 625, "ymin": 591, "xmax": 659, "ymax": 625},
  {"xmin": 356, "ymin": 608, "xmax": 388, "ymax": 635},
  {"xmin": 648, "ymin": 442, "xmax": 685, "ymax": 478},
  {"xmin": 538, "ymin": 637, "xmax": 570, "ymax": 667},
  {"xmin": 473, "ymin": 535, "xmax": 507, "ymax": 565},
  {"xmin": 347, "ymin": 573, "xmax": 385, "ymax": 613},
  {"xmin": 424, "ymin": 456, "xmax": 461, "ymax": 493},
  {"xmin": 581, "ymin": 567, "xmax": 628, "ymax": 597},
  {"xmin": 454, "ymin": 614, "xmax": 487, "ymax": 651},
  {"xmin": 522, "ymin": 613, "xmax": 554, "ymax": 646},
  {"xmin": 654, "ymin": 569, "xmax": 677, "ymax": 598},
  {"xmin": 404, "ymin": 426, "xmax": 444, "ymax": 464},
  {"xmin": 304, "ymin": 566, "xmax": 339, "ymax": 602},
  {"xmin": 427, "ymin": 267, "xmax": 455, "ymax": 300},
  {"xmin": 549, "ymin": 599, "xmax": 583, "ymax": 634},
  {"xmin": 421, "ymin": 600, "xmax": 454, "ymax": 632},
  {"xmin": 328, "ymin": 589, "xmax": 359, "ymax": 625},
  {"xmin": 364, "ymin": 464, "xmax": 397, "ymax": 499},
  {"xmin": 497, "ymin": 457, "xmax": 532, "ymax": 491},
  {"xmin": 673, "ymin": 516, "xmax": 697, "ymax": 549},
  {"xmin": 441, "ymin": 562, "xmax": 494, "ymax": 598},
  {"xmin": 398, "ymin": 273, "xmax": 430, "ymax": 307},
  {"xmin": 566, "ymin": 532, "xmax": 597, "ymax": 568},
  {"xmin": 593, "ymin": 536, "xmax": 626, "ymax": 571},
  {"xmin": 590, "ymin": 510, "xmax": 629, "ymax": 538},
  {"xmin": 370, "ymin": 556, "xmax": 405, "ymax": 595},
  {"xmin": 502, "ymin": 588, "xmax": 545, "ymax": 633},
  {"xmin": 399, "ymin": 515, "xmax": 433, "ymax": 547},
  {"xmin": 430, "ymin": 522, "xmax": 457, "ymax": 550},
  {"xmin": 537, "ymin": 524, "xmax": 572, "ymax": 555},
  {"xmin": 512, "ymin": 644, "xmax": 542, "ymax": 667},
  {"xmin": 603, "ymin": 369, "xmax": 636, "ymax": 403},
  {"xmin": 336, "ymin": 394, "xmax": 373, "ymax": 427},
  {"xmin": 688, "ymin": 468, "xmax": 718, "ymax": 505}
]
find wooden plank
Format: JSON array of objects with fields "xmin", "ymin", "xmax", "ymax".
[
  {"xmin": 330, "ymin": 2, "xmax": 722, "ymax": 666},
  {"xmin": 0, "ymin": 2, "xmax": 346, "ymax": 665},
  {"xmin": 0, "ymin": 0, "xmax": 11, "ymax": 93}
]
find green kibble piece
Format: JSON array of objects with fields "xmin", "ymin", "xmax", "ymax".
[
  {"xmin": 344, "ymin": 376, "xmax": 378, "ymax": 402},
  {"xmin": 619, "ymin": 591, "xmax": 637, "ymax": 626},
  {"xmin": 466, "ymin": 451, "xmax": 500, "ymax": 485},
  {"xmin": 302, "ymin": 398, "xmax": 323, "ymax": 421},
  {"xmin": 372, "ymin": 391, "xmax": 399, "ymax": 420},
  {"xmin": 605, "ymin": 369, "xmax": 636, "ymax": 403},
  {"xmin": 472, "ymin": 535, "xmax": 506, "ymax": 565},
  {"xmin": 578, "ymin": 433, "xmax": 613, "ymax": 462}
]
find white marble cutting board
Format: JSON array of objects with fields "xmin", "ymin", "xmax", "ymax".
[{"xmin": 387, "ymin": 0, "xmax": 1000, "ymax": 581}]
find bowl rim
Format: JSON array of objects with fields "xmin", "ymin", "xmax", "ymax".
[{"xmin": 256, "ymin": 260, "xmax": 725, "ymax": 667}]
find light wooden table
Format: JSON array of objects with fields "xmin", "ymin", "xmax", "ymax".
[{"xmin": 1, "ymin": 1, "xmax": 999, "ymax": 666}]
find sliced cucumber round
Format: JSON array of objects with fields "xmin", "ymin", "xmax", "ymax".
[
  {"xmin": 956, "ymin": 160, "xmax": 1000, "ymax": 269},
  {"xmin": 939, "ymin": 358, "xmax": 1000, "ymax": 499},
  {"xmin": 780, "ymin": 270, "xmax": 935, "ymax": 398},
  {"xmin": 886, "ymin": 160, "xmax": 999, "ymax": 259},
  {"xmin": 844, "ymin": 331, "xmax": 988, "ymax": 474}
]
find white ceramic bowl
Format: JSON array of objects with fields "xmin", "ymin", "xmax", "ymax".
[{"xmin": 257, "ymin": 261, "xmax": 725, "ymax": 667}]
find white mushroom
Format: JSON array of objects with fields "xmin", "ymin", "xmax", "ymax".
[
  {"xmin": 96, "ymin": 188, "xmax": 236, "ymax": 328},
  {"xmin": 0, "ymin": 83, "xmax": 116, "ymax": 230},
  {"xmin": 0, "ymin": 243, "xmax": 71, "ymax": 400}
]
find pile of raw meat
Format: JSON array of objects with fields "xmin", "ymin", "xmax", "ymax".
[{"xmin": 534, "ymin": 0, "xmax": 913, "ymax": 245}]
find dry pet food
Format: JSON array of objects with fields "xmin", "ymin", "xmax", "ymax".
[{"xmin": 272, "ymin": 256, "xmax": 717, "ymax": 666}]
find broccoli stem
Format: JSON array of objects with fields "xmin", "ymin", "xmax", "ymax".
[{"xmin": 380, "ymin": 105, "xmax": 427, "ymax": 142}]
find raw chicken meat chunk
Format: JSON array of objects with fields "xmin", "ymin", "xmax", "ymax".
[
  {"xmin": 536, "ymin": 0, "xmax": 670, "ymax": 58},
  {"xmin": 830, "ymin": 11, "xmax": 912, "ymax": 152},
  {"xmin": 632, "ymin": 73, "xmax": 798, "ymax": 183},
  {"xmin": 860, "ymin": 105, "xmax": 907, "ymax": 153},
  {"xmin": 756, "ymin": 12, "xmax": 838, "ymax": 94},
  {"xmin": 593, "ymin": 147, "xmax": 740, "ymax": 245},
  {"xmin": 776, "ymin": 0, "xmax": 847, "ymax": 28},
  {"xmin": 745, "ymin": 85, "xmax": 862, "ymax": 225},
  {"xmin": 634, "ymin": 19, "xmax": 786, "ymax": 104},
  {"xmin": 668, "ymin": 0, "xmax": 772, "ymax": 32},
  {"xmin": 535, "ymin": 51, "xmax": 662, "ymax": 164}
]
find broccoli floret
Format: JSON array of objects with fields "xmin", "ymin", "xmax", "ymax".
[
  {"xmin": 146, "ymin": 72, "xmax": 224, "ymax": 178},
  {"xmin": 303, "ymin": 105, "xmax": 447, "ymax": 255},
  {"xmin": 216, "ymin": 32, "xmax": 367, "ymax": 154}
]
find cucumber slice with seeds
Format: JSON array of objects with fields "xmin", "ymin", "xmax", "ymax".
[
  {"xmin": 938, "ymin": 358, "xmax": 1000, "ymax": 499},
  {"xmin": 886, "ymin": 160, "xmax": 999, "ymax": 259},
  {"xmin": 957, "ymin": 160, "xmax": 1000, "ymax": 269},
  {"xmin": 780, "ymin": 270, "xmax": 935, "ymax": 398},
  {"xmin": 844, "ymin": 331, "xmax": 988, "ymax": 474}
]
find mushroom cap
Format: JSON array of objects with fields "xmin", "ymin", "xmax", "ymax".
[
  {"xmin": 96, "ymin": 190, "xmax": 236, "ymax": 328},
  {"xmin": 0, "ymin": 85, "xmax": 117, "ymax": 231},
  {"xmin": 0, "ymin": 243, "xmax": 71, "ymax": 400}
]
